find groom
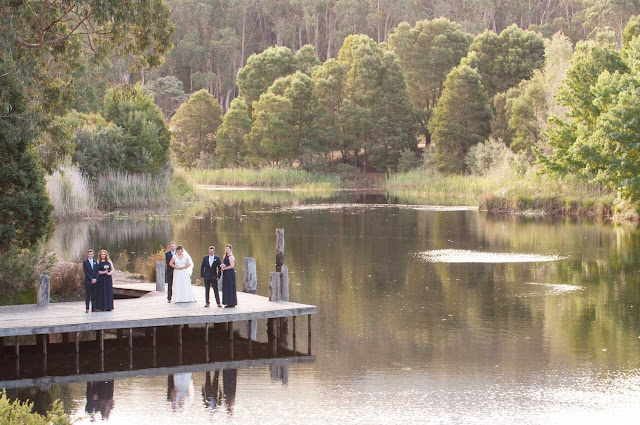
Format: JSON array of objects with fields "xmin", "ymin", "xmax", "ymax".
[
  {"xmin": 82, "ymin": 249, "xmax": 99, "ymax": 313},
  {"xmin": 200, "ymin": 246, "xmax": 221, "ymax": 307},
  {"xmin": 165, "ymin": 241, "xmax": 177, "ymax": 303}
]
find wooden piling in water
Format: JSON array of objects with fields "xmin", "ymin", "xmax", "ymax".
[
  {"xmin": 14, "ymin": 336, "xmax": 19, "ymax": 357},
  {"xmin": 276, "ymin": 228, "xmax": 285, "ymax": 272}
]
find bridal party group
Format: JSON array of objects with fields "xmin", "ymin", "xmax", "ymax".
[{"xmin": 82, "ymin": 242, "xmax": 238, "ymax": 313}]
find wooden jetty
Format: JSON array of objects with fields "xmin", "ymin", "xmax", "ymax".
[
  {"xmin": 0, "ymin": 355, "xmax": 315, "ymax": 390},
  {"xmin": 0, "ymin": 283, "xmax": 314, "ymax": 354}
]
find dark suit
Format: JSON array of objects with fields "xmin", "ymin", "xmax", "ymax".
[
  {"xmin": 165, "ymin": 250, "xmax": 175, "ymax": 301},
  {"xmin": 83, "ymin": 258, "xmax": 99, "ymax": 310},
  {"xmin": 200, "ymin": 255, "xmax": 221, "ymax": 305}
]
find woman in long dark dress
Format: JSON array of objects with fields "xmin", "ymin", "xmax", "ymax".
[
  {"xmin": 220, "ymin": 244, "xmax": 237, "ymax": 308},
  {"xmin": 96, "ymin": 249, "xmax": 114, "ymax": 311}
]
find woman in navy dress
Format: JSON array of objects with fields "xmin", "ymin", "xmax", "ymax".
[
  {"xmin": 220, "ymin": 244, "xmax": 237, "ymax": 308},
  {"xmin": 96, "ymin": 249, "xmax": 114, "ymax": 311}
]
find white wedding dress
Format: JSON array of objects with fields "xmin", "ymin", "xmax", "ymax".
[{"xmin": 172, "ymin": 253, "xmax": 197, "ymax": 303}]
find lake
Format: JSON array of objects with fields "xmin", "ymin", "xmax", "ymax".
[{"xmin": 5, "ymin": 189, "xmax": 640, "ymax": 424}]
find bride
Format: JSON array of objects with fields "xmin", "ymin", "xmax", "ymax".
[{"xmin": 168, "ymin": 245, "xmax": 197, "ymax": 303}]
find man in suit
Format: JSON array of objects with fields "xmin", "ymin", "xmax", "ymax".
[
  {"xmin": 200, "ymin": 246, "xmax": 221, "ymax": 307},
  {"xmin": 83, "ymin": 249, "xmax": 99, "ymax": 313},
  {"xmin": 165, "ymin": 242, "xmax": 177, "ymax": 303}
]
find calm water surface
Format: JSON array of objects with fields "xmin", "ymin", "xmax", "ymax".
[{"xmin": 6, "ymin": 190, "xmax": 640, "ymax": 424}]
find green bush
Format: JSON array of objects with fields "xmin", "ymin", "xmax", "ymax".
[
  {"xmin": 0, "ymin": 244, "xmax": 55, "ymax": 306},
  {"xmin": 72, "ymin": 124, "xmax": 126, "ymax": 179},
  {"xmin": 397, "ymin": 149, "xmax": 422, "ymax": 173},
  {"xmin": 0, "ymin": 390, "xmax": 70, "ymax": 425}
]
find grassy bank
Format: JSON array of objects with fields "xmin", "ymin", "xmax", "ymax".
[
  {"xmin": 387, "ymin": 168, "xmax": 638, "ymax": 221},
  {"xmin": 188, "ymin": 168, "xmax": 340, "ymax": 190}
]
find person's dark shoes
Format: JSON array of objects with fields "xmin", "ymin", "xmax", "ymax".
[
  {"xmin": 225, "ymin": 305, "xmax": 236, "ymax": 308},
  {"xmin": 205, "ymin": 303, "xmax": 210, "ymax": 307},
  {"xmin": 92, "ymin": 309, "xmax": 99, "ymax": 312},
  {"xmin": 167, "ymin": 299, "xmax": 171, "ymax": 303},
  {"xmin": 217, "ymin": 303, "xmax": 222, "ymax": 308},
  {"xmin": 85, "ymin": 309, "xmax": 89, "ymax": 313}
]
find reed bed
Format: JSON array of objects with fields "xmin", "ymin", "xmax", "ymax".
[
  {"xmin": 95, "ymin": 171, "xmax": 172, "ymax": 209},
  {"xmin": 46, "ymin": 166, "xmax": 98, "ymax": 219},
  {"xmin": 188, "ymin": 168, "xmax": 341, "ymax": 189},
  {"xmin": 386, "ymin": 167, "xmax": 632, "ymax": 220}
]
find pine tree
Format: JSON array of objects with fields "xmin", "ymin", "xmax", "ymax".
[
  {"xmin": 428, "ymin": 65, "xmax": 492, "ymax": 173},
  {"xmin": 171, "ymin": 90, "xmax": 223, "ymax": 168}
]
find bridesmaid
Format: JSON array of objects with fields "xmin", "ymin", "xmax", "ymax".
[
  {"xmin": 96, "ymin": 249, "xmax": 115, "ymax": 311},
  {"xmin": 220, "ymin": 244, "xmax": 237, "ymax": 308}
]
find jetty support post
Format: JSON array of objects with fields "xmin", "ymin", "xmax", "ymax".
[
  {"xmin": 37, "ymin": 274, "xmax": 50, "ymax": 307},
  {"xmin": 156, "ymin": 261, "xmax": 166, "ymax": 292},
  {"xmin": 243, "ymin": 257, "xmax": 258, "ymax": 341},
  {"xmin": 275, "ymin": 228, "xmax": 285, "ymax": 273}
]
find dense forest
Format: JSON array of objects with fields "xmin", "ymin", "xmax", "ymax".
[{"xmin": 3, "ymin": 0, "xmax": 640, "ymax": 296}]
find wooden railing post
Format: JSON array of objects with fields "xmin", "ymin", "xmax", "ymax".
[
  {"xmin": 37, "ymin": 275, "xmax": 50, "ymax": 307},
  {"xmin": 155, "ymin": 261, "xmax": 165, "ymax": 292},
  {"xmin": 243, "ymin": 257, "xmax": 257, "ymax": 293},
  {"xmin": 275, "ymin": 228, "xmax": 284, "ymax": 272}
]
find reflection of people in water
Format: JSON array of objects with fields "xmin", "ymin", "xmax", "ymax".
[
  {"xmin": 168, "ymin": 372, "xmax": 194, "ymax": 410},
  {"xmin": 223, "ymin": 369, "xmax": 237, "ymax": 416},
  {"xmin": 202, "ymin": 370, "xmax": 221, "ymax": 412},
  {"xmin": 85, "ymin": 380, "xmax": 115, "ymax": 421}
]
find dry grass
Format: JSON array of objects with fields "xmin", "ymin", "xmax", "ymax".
[
  {"xmin": 46, "ymin": 166, "xmax": 98, "ymax": 219},
  {"xmin": 49, "ymin": 262, "xmax": 85, "ymax": 302}
]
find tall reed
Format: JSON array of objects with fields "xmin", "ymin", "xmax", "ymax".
[
  {"xmin": 46, "ymin": 166, "xmax": 98, "ymax": 218},
  {"xmin": 95, "ymin": 171, "xmax": 172, "ymax": 209}
]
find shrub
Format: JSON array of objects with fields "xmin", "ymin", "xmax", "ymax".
[
  {"xmin": 0, "ymin": 390, "xmax": 70, "ymax": 425},
  {"xmin": 46, "ymin": 166, "xmax": 97, "ymax": 219},
  {"xmin": 72, "ymin": 124, "xmax": 126, "ymax": 179},
  {"xmin": 49, "ymin": 262, "xmax": 85, "ymax": 302},
  {"xmin": 465, "ymin": 138, "xmax": 529, "ymax": 176},
  {"xmin": 397, "ymin": 149, "xmax": 422, "ymax": 173},
  {"xmin": 0, "ymin": 244, "xmax": 55, "ymax": 305}
]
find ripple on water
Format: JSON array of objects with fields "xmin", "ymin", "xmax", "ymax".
[
  {"xmin": 417, "ymin": 249, "xmax": 564, "ymax": 263},
  {"xmin": 516, "ymin": 282, "xmax": 585, "ymax": 297}
]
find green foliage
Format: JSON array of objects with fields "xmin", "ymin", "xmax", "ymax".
[
  {"xmin": 0, "ymin": 61, "xmax": 54, "ymax": 250},
  {"xmin": 397, "ymin": 149, "xmax": 422, "ymax": 173},
  {"xmin": 543, "ymin": 40, "xmax": 628, "ymax": 175},
  {"xmin": 428, "ymin": 65, "xmax": 493, "ymax": 173},
  {"xmin": 463, "ymin": 25, "xmax": 545, "ymax": 97},
  {"xmin": 144, "ymin": 76, "xmax": 188, "ymax": 120},
  {"xmin": 72, "ymin": 125, "xmax": 127, "ymax": 179},
  {"xmin": 295, "ymin": 45, "xmax": 322, "ymax": 75},
  {"xmin": 0, "ymin": 244, "xmax": 55, "ymax": 306},
  {"xmin": 171, "ymin": 90, "xmax": 223, "ymax": 168},
  {"xmin": 508, "ymin": 73, "xmax": 548, "ymax": 155},
  {"xmin": 623, "ymin": 15, "xmax": 640, "ymax": 55},
  {"xmin": 389, "ymin": 18, "xmax": 472, "ymax": 136},
  {"xmin": 0, "ymin": 390, "xmax": 69, "ymax": 424},
  {"xmin": 1, "ymin": 0, "xmax": 174, "ymax": 172},
  {"xmin": 216, "ymin": 98, "xmax": 251, "ymax": 167},
  {"xmin": 102, "ymin": 84, "xmax": 171, "ymax": 173},
  {"xmin": 237, "ymin": 46, "xmax": 297, "ymax": 108}
]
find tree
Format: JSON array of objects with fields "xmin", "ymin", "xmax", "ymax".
[
  {"xmin": 171, "ymin": 90, "xmax": 223, "ymax": 168},
  {"xmin": 145, "ymin": 77, "xmax": 188, "ymax": 120},
  {"xmin": 463, "ymin": 25, "xmax": 545, "ymax": 98},
  {"xmin": 245, "ymin": 93, "xmax": 296, "ymax": 165},
  {"xmin": 216, "ymin": 98, "xmax": 252, "ymax": 167},
  {"xmin": 428, "ymin": 65, "xmax": 493, "ymax": 173},
  {"xmin": 1, "ymin": 0, "xmax": 175, "ymax": 171},
  {"xmin": 295, "ymin": 44, "xmax": 322, "ymax": 74},
  {"xmin": 388, "ymin": 18, "xmax": 473, "ymax": 138},
  {"xmin": 72, "ymin": 125, "xmax": 127, "ymax": 179},
  {"xmin": 0, "ymin": 61, "xmax": 54, "ymax": 250},
  {"xmin": 102, "ymin": 84, "xmax": 171, "ymax": 173},
  {"xmin": 237, "ymin": 46, "xmax": 297, "ymax": 108},
  {"xmin": 542, "ymin": 40, "xmax": 628, "ymax": 175}
]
